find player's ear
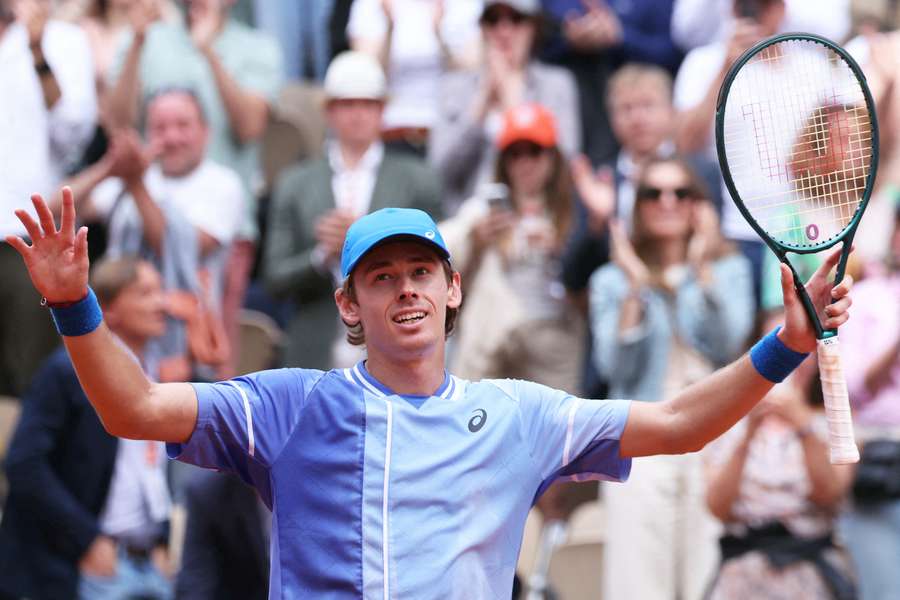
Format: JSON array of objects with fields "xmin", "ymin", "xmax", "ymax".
[
  {"xmin": 335, "ymin": 286, "xmax": 361, "ymax": 327},
  {"xmin": 447, "ymin": 271, "xmax": 462, "ymax": 310}
]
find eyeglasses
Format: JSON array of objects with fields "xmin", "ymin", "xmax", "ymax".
[
  {"xmin": 504, "ymin": 142, "xmax": 546, "ymax": 160},
  {"xmin": 480, "ymin": 8, "xmax": 529, "ymax": 27},
  {"xmin": 635, "ymin": 185, "xmax": 697, "ymax": 202}
]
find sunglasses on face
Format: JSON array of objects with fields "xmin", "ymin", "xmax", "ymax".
[
  {"xmin": 480, "ymin": 7, "xmax": 529, "ymax": 27},
  {"xmin": 636, "ymin": 185, "xmax": 697, "ymax": 202},
  {"xmin": 504, "ymin": 142, "xmax": 546, "ymax": 160}
]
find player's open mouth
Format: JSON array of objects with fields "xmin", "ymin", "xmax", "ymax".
[{"xmin": 393, "ymin": 311, "xmax": 426, "ymax": 324}]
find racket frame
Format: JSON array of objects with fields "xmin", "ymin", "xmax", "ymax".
[{"xmin": 715, "ymin": 32, "xmax": 880, "ymax": 340}]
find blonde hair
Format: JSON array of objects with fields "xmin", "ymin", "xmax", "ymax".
[{"xmin": 606, "ymin": 63, "xmax": 673, "ymax": 112}]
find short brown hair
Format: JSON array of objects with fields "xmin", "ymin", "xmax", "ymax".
[
  {"xmin": 340, "ymin": 258, "xmax": 459, "ymax": 346},
  {"xmin": 90, "ymin": 257, "xmax": 143, "ymax": 308}
]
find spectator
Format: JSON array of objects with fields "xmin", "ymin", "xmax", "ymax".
[
  {"xmin": 839, "ymin": 204, "xmax": 900, "ymax": 600},
  {"xmin": 563, "ymin": 62, "xmax": 723, "ymax": 291},
  {"xmin": 429, "ymin": 0, "xmax": 580, "ymax": 212},
  {"xmin": 263, "ymin": 50, "xmax": 443, "ymax": 370},
  {"xmin": 673, "ymin": 0, "xmax": 787, "ymax": 304},
  {"xmin": 589, "ymin": 156, "xmax": 754, "ymax": 600},
  {"xmin": 348, "ymin": 0, "xmax": 482, "ymax": 157},
  {"xmin": 175, "ymin": 470, "xmax": 268, "ymax": 600},
  {"xmin": 441, "ymin": 103, "xmax": 582, "ymax": 391},
  {"xmin": 540, "ymin": 0, "xmax": 682, "ymax": 165},
  {"xmin": 704, "ymin": 364, "xmax": 856, "ymax": 600},
  {"xmin": 561, "ymin": 62, "xmax": 722, "ymax": 397},
  {"xmin": 844, "ymin": 30, "xmax": 900, "ymax": 263},
  {"xmin": 61, "ymin": 88, "xmax": 244, "ymax": 381},
  {"xmin": 106, "ymin": 0, "xmax": 283, "ymax": 376},
  {"xmin": 57, "ymin": 0, "xmax": 178, "ymax": 93},
  {"xmin": 0, "ymin": 0, "xmax": 96, "ymax": 397},
  {"xmin": 0, "ymin": 257, "xmax": 172, "ymax": 600}
]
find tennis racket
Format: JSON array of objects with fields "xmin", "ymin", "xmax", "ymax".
[{"xmin": 716, "ymin": 33, "xmax": 879, "ymax": 464}]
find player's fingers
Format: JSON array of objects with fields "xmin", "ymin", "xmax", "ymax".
[
  {"xmin": 4, "ymin": 235, "xmax": 32, "ymax": 257},
  {"xmin": 15, "ymin": 208, "xmax": 43, "ymax": 242},
  {"xmin": 780, "ymin": 263, "xmax": 797, "ymax": 306},
  {"xmin": 825, "ymin": 294, "xmax": 851, "ymax": 317},
  {"xmin": 810, "ymin": 243, "xmax": 848, "ymax": 284},
  {"xmin": 59, "ymin": 187, "xmax": 76, "ymax": 241},
  {"xmin": 831, "ymin": 274, "xmax": 853, "ymax": 299},
  {"xmin": 825, "ymin": 312, "xmax": 850, "ymax": 329},
  {"xmin": 73, "ymin": 226, "xmax": 89, "ymax": 264},
  {"xmin": 31, "ymin": 194, "xmax": 57, "ymax": 235}
]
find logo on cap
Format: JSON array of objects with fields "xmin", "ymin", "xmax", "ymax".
[{"xmin": 425, "ymin": 230, "xmax": 435, "ymax": 239}]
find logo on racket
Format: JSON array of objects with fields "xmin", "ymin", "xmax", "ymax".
[{"xmin": 468, "ymin": 409, "xmax": 487, "ymax": 433}]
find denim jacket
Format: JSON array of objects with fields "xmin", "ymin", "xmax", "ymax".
[{"xmin": 589, "ymin": 253, "xmax": 755, "ymax": 402}]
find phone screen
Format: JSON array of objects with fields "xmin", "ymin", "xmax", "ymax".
[{"xmin": 480, "ymin": 182, "xmax": 511, "ymax": 211}]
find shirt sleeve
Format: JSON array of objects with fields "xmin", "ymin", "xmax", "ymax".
[
  {"xmin": 180, "ymin": 165, "xmax": 244, "ymax": 244},
  {"xmin": 166, "ymin": 368, "xmax": 325, "ymax": 498},
  {"xmin": 673, "ymin": 44, "xmax": 723, "ymax": 111},
  {"xmin": 44, "ymin": 21, "xmax": 97, "ymax": 170},
  {"xmin": 232, "ymin": 31, "xmax": 283, "ymax": 103},
  {"xmin": 505, "ymin": 380, "xmax": 632, "ymax": 492},
  {"xmin": 347, "ymin": 0, "xmax": 388, "ymax": 41}
]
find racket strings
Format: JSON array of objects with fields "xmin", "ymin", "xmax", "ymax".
[{"xmin": 722, "ymin": 38, "xmax": 873, "ymax": 247}]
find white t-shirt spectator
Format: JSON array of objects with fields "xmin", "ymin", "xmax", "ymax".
[
  {"xmin": 91, "ymin": 159, "xmax": 244, "ymax": 297},
  {"xmin": 347, "ymin": 0, "xmax": 481, "ymax": 130},
  {"xmin": 0, "ymin": 20, "xmax": 96, "ymax": 238}
]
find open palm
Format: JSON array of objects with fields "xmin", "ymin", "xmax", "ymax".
[{"xmin": 5, "ymin": 188, "xmax": 89, "ymax": 304}]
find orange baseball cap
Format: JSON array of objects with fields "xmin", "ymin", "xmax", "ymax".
[{"xmin": 497, "ymin": 103, "xmax": 558, "ymax": 151}]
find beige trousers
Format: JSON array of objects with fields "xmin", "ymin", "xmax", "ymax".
[{"xmin": 602, "ymin": 452, "xmax": 721, "ymax": 600}]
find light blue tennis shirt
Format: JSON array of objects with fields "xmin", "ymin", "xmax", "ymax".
[{"xmin": 167, "ymin": 362, "xmax": 632, "ymax": 599}]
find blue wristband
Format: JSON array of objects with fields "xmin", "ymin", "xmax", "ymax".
[
  {"xmin": 749, "ymin": 327, "xmax": 808, "ymax": 383},
  {"xmin": 50, "ymin": 288, "xmax": 103, "ymax": 337}
]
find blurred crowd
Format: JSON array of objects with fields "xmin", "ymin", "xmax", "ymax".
[{"xmin": 0, "ymin": 0, "xmax": 899, "ymax": 598}]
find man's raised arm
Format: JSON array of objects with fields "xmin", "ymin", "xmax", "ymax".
[
  {"xmin": 619, "ymin": 247, "xmax": 853, "ymax": 458},
  {"xmin": 5, "ymin": 188, "xmax": 197, "ymax": 443}
]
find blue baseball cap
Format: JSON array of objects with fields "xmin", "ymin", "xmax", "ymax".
[{"xmin": 340, "ymin": 208, "xmax": 450, "ymax": 279}]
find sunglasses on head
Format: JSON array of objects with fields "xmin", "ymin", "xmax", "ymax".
[
  {"xmin": 636, "ymin": 185, "xmax": 697, "ymax": 202},
  {"xmin": 480, "ymin": 7, "xmax": 528, "ymax": 27},
  {"xmin": 504, "ymin": 142, "xmax": 546, "ymax": 160}
]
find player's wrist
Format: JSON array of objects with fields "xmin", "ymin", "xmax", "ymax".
[
  {"xmin": 750, "ymin": 327, "xmax": 809, "ymax": 383},
  {"xmin": 776, "ymin": 325, "xmax": 812, "ymax": 354},
  {"xmin": 48, "ymin": 287, "xmax": 103, "ymax": 337}
]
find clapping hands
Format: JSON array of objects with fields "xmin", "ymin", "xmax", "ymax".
[
  {"xmin": 571, "ymin": 155, "xmax": 615, "ymax": 233},
  {"xmin": 609, "ymin": 219, "xmax": 650, "ymax": 291}
]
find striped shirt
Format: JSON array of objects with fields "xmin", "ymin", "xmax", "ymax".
[{"xmin": 167, "ymin": 362, "xmax": 632, "ymax": 598}]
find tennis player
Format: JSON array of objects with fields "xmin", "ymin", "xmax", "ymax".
[{"xmin": 7, "ymin": 189, "xmax": 853, "ymax": 598}]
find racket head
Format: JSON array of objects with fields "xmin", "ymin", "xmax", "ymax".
[{"xmin": 715, "ymin": 33, "xmax": 879, "ymax": 255}]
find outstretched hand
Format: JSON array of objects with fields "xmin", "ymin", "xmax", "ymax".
[
  {"xmin": 778, "ymin": 244, "xmax": 853, "ymax": 354},
  {"xmin": 5, "ymin": 188, "xmax": 89, "ymax": 305}
]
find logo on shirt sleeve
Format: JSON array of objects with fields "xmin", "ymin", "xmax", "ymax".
[{"xmin": 468, "ymin": 409, "xmax": 487, "ymax": 433}]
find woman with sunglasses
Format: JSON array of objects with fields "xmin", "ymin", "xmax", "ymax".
[
  {"xmin": 589, "ymin": 156, "xmax": 755, "ymax": 600},
  {"xmin": 429, "ymin": 0, "xmax": 580, "ymax": 212}
]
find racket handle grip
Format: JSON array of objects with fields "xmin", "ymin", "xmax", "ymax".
[{"xmin": 817, "ymin": 337, "xmax": 859, "ymax": 464}]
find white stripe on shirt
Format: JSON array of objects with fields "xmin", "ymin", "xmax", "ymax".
[{"xmin": 226, "ymin": 381, "xmax": 255, "ymax": 458}]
